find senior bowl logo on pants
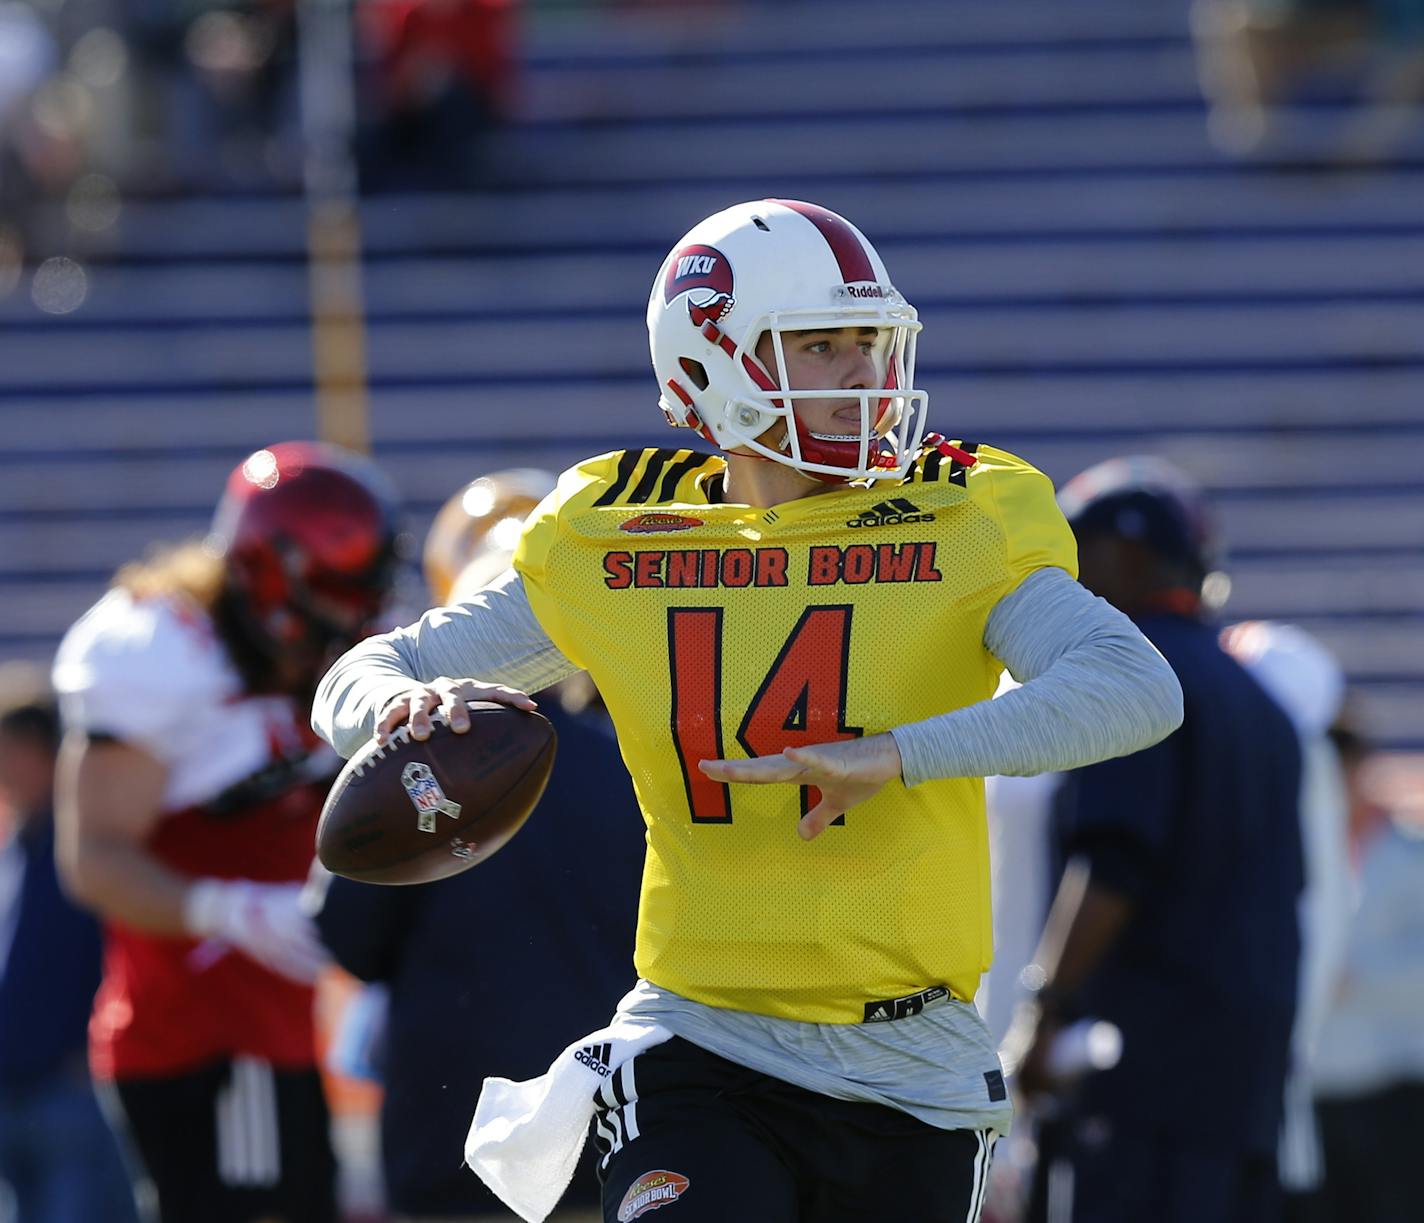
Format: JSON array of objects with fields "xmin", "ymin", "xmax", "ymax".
[{"xmin": 617, "ymin": 1169, "xmax": 691, "ymax": 1220}]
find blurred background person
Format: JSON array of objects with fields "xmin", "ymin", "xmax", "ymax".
[
  {"xmin": 355, "ymin": 0, "xmax": 519, "ymax": 192},
  {"xmin": 52, "ymin": 442, "xmax": 400, "ymax": 1223},
  {"xmin": 105, "ymin": 0, "xmax": 302, "ymax": 194},
  {"xmin": 1221, "ymin": 620, "xmax": 1353, "ymax": 1222},
  {"xmin": 315, "ymin": 468, "xmax": 644, "ymax": 1223},
  {"xmin": 1310, "ymin": 725, "xmax": 1424, "ymax": 1223},
  {"xmin": 0, "ymin": 662, "xmax": 137, "ymax": 1223},
  {"xmin": 0, "ymin": 0, "xmax": 76, "ymax": 262},
  {"xmin": 1015, "ymin": 457, "xmax": 1304, "ymax": 1223}
]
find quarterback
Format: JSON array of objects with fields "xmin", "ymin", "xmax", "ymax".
[{"xmin": 313, "ymin": 200, "xmax": 1183, "ymax": 1223}]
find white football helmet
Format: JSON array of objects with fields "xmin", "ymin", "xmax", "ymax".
[{"xmin": 647, "ymin": 199, "xmax": 929, "ymax": 482}]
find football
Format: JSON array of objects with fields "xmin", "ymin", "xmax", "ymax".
[{"xmin": 316, "ymin": 701, "xmax": 558, "ymax": 885}]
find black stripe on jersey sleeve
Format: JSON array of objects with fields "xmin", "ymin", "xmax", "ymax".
[
  {"xmin": 592, "ymin": 449, "xmax": 643, "ymax": 507},
  {"xmin": 626, "ymin": 449, "xmax": 678, "ymax": 505},
  {"xmin": 948, "ymin": 441, "xmax": 980, "ymax": 487},
  {"xmin": 657, "ymin": 449, "xmax": 713, "ymax": 503}
]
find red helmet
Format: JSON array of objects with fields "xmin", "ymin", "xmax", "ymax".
[{"xmin": 209, "ymin": 442, "xmax": 401, "ymax": 668}]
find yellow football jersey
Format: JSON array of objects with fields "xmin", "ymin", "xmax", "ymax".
[{"xmin": 514, "ymin": 441, "xmax": 1077, "ymax": 1023}]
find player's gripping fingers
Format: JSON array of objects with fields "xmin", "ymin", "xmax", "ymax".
[
  {"xmin": 436, "ymin": 680, "xmax": 538, "ymax": 733},
  {"xmin": 440, "ymin": 692, "xmax": 470, "ymax": 733},
  {"xmin": 375, "ymin": 693, "xmax": 419, "ymax": 744},
  {"xmin": 406, "ymin": 686, "xmax": 446, "ymax": 741},
  {"xmin": 374, "ymin": 685, "xmax": 454, "ymax": 743},
  {"xmin": 374, "ymin": 701, "xmax": 407, "ymax": 743},
  {"xmin": 474, "ymin": 683, "xmax": 539, "ymax": 713},
  {"xmin": 377, "ymin": 679, "xmax": 538, "ymax": 744}
]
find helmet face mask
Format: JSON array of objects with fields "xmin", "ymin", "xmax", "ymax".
[
  {"xmin": 732, "ymin": 306, "xmax": 921, "ymax": 478},
  {"xmin": 649, "ymin": 200, "xmax": 930, "ymax": 483}
]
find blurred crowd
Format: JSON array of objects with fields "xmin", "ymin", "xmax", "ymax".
[
  {"xmin": 1192, "ymin": 0, "xmax": 1424, "ymax": 159},
  {"xmin": 0, "ymin": 0, "xmax": 520, "ymax": 265}
]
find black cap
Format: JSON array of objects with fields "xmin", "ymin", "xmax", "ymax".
[{"xmin": 1057, "ymin": 455, "xmax": 1220, "ymax": 580}]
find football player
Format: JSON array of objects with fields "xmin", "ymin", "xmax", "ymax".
[
  {"xmin": 53, "ymin": 442, "xmax": 400, "ymax": 1223},
  {"xmin": 311, "ymin": 200, "xmax": 1184, "ymax": 1223}
]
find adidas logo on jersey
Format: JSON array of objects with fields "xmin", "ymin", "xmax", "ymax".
[
  {"xmin": 847, "ymin": 498, "xmax": 935, "ymax": 528},
  {"xmin": 576, "ymin": 1042, "xmax": 614, "ymax": 1077}
]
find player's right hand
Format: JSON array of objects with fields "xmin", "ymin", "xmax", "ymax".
[{"xmin": 374, "ymin": 677, "xmax": 538, "ymax": 744}]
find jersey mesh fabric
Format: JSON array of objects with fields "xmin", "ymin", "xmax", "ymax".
[{"xmin": 514, "ymin": 443, "xmax": 1076, "ymax": 1023}]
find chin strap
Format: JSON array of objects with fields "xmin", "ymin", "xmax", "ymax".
[{"xmin": 923, "ymin": 432, "xmax": 979, "ymax": 469}]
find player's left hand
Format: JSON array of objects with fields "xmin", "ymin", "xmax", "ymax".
[{"xmin": 698, "ymin": 733, "xmax": 903, "ymax": 840}]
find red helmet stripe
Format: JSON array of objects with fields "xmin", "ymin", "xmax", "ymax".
[{"xmin": 772, "ymin": 199, "xmax": 876, "ymax": 284}]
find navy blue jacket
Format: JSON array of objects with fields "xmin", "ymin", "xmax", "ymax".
[
  {"xmin": 1052, "ymin": 613, "xmax": 1303, "ymax": 1154},
  {"xmin": 316, "ymin": 703, "xmax": 644, "ymax": 1216},
  {"xmin": 0, "ymin": 812, "xmax": 104, "ymax": 1090}
]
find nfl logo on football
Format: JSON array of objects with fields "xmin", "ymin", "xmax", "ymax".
[{"xmin": 401, "ymin": 762, "xmax": 462, "ymax": 833}]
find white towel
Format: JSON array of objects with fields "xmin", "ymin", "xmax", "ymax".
[{"xmin": 465, "ymin": 1015, "xmax": 672, "ymax": 1222}]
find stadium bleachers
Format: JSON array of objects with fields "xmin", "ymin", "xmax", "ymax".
[{"xmin": 1, "ymin": 0, "xmax": 1420, "ymax": 747}]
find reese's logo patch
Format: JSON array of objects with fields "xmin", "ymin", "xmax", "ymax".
[
  {"xmin": 620, "ymin": 513, "xmax": 704, "ymax": 534},
  {"xmin": 618, "ymin": 1170, "xmax": 691, "ymax": 1220}
]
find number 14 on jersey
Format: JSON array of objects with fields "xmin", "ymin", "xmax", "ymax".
[{"xmin": 668, "ymin": 605, "xmax": 863, "ymax": 823}]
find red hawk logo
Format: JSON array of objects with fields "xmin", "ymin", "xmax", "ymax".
[{"xmin": 663, "ymin": 243, "xmax": 734, "ymax": 325}]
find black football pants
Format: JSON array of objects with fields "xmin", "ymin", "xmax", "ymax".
[
  {"xmin": 112, "ymin": 1057, "xmax": 338, "ymax": 1223},
  {"xmin": 593, "ymin": 1036, "xmax": 995, "ymax": 1223}
]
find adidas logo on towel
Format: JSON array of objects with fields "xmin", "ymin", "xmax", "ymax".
[
  {"xmin": 847, "ymin": 497, "xmax": 935, "ymax": 528},
  {"xmin": 576, "ymin": 1042, "xmax": 613, "ymax": 1077}
]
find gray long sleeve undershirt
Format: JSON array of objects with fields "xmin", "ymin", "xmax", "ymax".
[
  {"xmin": 889, "ymin": 566, "xmax": 1182, "ymax": 782},
  {"xmin": 312, "ymin": 566, "xmax": 1182, "ymax": 778}
]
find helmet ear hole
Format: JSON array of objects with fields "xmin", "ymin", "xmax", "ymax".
[{"xmin": 678, "ymin": 358, "xmax": 709, "ymax": 390}]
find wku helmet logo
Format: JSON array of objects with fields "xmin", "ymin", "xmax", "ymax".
[{"xmin": 663, "ymin": 243, "xmax": 734, "ymax": 325}]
